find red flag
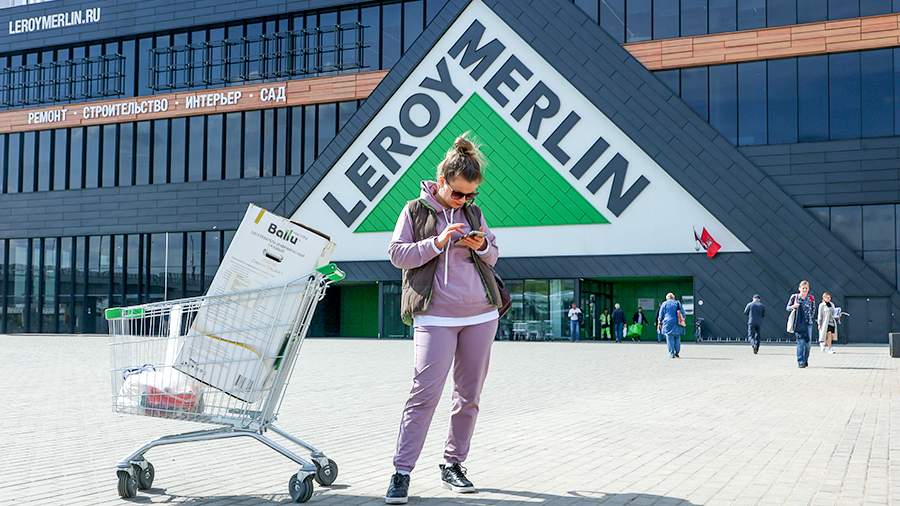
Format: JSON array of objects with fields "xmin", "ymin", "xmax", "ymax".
[{"xmin": 694, "ymin": 227, "xmax": 721, "ymax": 258}]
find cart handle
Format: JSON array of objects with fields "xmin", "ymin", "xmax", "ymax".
[
  {"xmin": 104, "ymin": 307, "xmax": 146, "ymax": 320},
  {"xmin": 316, "ymin": 263, "xmax": 345, "ymax": 283}
]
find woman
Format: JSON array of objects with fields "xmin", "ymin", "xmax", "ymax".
[
  {"xmin": 817, "ymin": 291, "xmax": 838, "ymax": 354},
  {"xmin": 384, "ymin": 133, "xmax": 503, "ymax": 505},
  {"xmin": 786, "ymin": 280, "xmax": 815, "ymax": 368},
  {"xmin": 657, "ymin": 293, "xmax": 684, "ymax": 358},
  {"xmin": 632, "ymin": 307, "xmax": 650, "ymax": 342}
]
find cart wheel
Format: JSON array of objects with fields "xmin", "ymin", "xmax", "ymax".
[
  {"xmin": 117, "ymin": 470, "xmax": 137, "ymax": 499},
  {"xmin": 288, "ymin": 474, "xmax": 314, "ymax": 503},
  {"xmin": 135, "ymin": 462, "xmax": 155, "ymax": 490},
  {"xmin": 314, "ymin": 459, "xmax": 338, "ymax": 486}
]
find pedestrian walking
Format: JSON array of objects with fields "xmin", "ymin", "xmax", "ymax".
[
  {"xmin": 817, "ymin": 291, "xmax": 838, "ymax": 354},
  {"xmin": 630, "ymin": 307, "xmax": 650, "ymax": 342},
  {"xmin": 744, "ymin": 294, "xmax": 766, "ymax": 354},
  {"xmin": 612, "ymin": 304, "xmax": 626, "ymax": 343},
  {"xmin": 657, "ymin": 293, "xmax": 685, "ymax": 358},
  {"xmin": 599, "ymin": 308, "xmax": 611, "ymax": 340},
  {"xmin": 385, "ymin": 133, "xmax": 504, "ymax": 504},
  {"xmin": 568, "ymin": 302, "xmax": 582, "ymax": 342},
  {"xmin": 786, "ymin": 280, "xmax": 815, "ymax": 369}
]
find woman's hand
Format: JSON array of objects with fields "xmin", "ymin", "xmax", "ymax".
[
  {"xmin": 791, "ymin": 303, "xmax": 800, "ymax": 309},
  {"xmin": 435, "ymin": 223, "xmax": 466, "ymax": 249}
]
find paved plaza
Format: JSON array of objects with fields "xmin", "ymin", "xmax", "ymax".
[{"xmin": 1, "ymin": 336, "xmax": 898, "ymax": 505}]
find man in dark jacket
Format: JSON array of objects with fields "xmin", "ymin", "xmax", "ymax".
[
  {"xmin": 612, "ymin": 304, "xmax": 626, "ymax": 343},
  {"xmin": 744, "ymin": 294, "xmax": 766, "ymax": 354}
]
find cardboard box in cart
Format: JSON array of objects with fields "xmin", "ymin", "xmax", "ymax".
[{"xmin": 175, "ymin": 204, "xmax": 334, "ymax": 402}]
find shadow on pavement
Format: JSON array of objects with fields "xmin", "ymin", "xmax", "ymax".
[{"xmin": 133, "ymin": 486, "xmax": 701, "ymax": 504}]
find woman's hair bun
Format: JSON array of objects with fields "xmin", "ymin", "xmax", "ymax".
[{"xmin": 454, "ymin": 135, "xmax": 476, "ymax": 156}]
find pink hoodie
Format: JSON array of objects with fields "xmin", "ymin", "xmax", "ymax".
[{"xmin": 388, "ymin": 181, "xmax": 499, "ymax": 319}]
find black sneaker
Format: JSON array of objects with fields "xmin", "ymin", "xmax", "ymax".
[
  {"xmin": 384, "ymin": 472, "xmax": 410, "ymax": 504},
  {"xmin": 440, "ymin": 463, "xmax": 476, "ymax": 493}
]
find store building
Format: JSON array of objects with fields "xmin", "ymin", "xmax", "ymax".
[{"xmin": 1, "ymin": 0, "xmax": 898, "ymax": 342}]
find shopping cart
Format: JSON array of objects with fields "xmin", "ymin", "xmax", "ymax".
[{"xmin": 106, "ymin": 263, "xmax": 345, "ymax": 503}]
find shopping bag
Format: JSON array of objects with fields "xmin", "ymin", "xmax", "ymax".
[{"xmin": 626, "ymin": 323, "xmax": 644, "ymax": 337}]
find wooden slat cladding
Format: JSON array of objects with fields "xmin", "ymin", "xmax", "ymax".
[
  {"xmin": 625, "ymin": 13, "xmax": 900, "ymax": 70},
  {"xmin": 0, "ymin": 70, "xmax": 388, "ymax": 134}
]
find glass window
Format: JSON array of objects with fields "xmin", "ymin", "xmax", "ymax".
[
  {"xmin": 22, "ymin": 131, "xmax": 35, "ymax": 192},
  {"xmin": 38, "ymin": 130, "xmax": 51, "ymax": 191},
  {"xmin": 681, "ymin": 0, "xmax": 708, "ymax": 36},
  {"xmin": 113, "ymin": 235, "xmax": 124, "ymax": 306},
  {"xmin": 190, "ymin": 29, "xmax": 208, "ymax": 87},
  {"xmin": 170, "ymin": 118, "xmax": 186, "ymax": 183},
  {"xmin": 767, "ymin": 58, "xmax": 798, "ymax": 144},
  {"xmin": 54, "ymin": 129, "xmax": 68, "ymax": 190},
  {"xmin": 829, "ymin": 52, "xmax": 861, "ymax": 140},
  {"xmin": 84, "ymin": 126, "xmax": 100, "ymax": 189},
  {"xmin": 653, "ymin": 0, "xmax": 679, "ymax": 38},
  {"xmin": 340, "ymin": 7, "xmax": 360, "ymax": 71},
  {"xmin": 86, "ymin": 236, "xmax": 110, "ymax": 334},
  {"xmin": 895, "ymin": 49, "xmax": 900, "ymax": 136},
  {"xmin": 276, "ymin": 108, "xmax": 288, "ymax": 176},
  {"xmin": 361, "ymin": 5, "xmax": 381, "ymax": 69},
  {"xmin": 135, "ymin": 121, "xmax": 150, "ymax": 185},
  {"xmin": 738, "ymin": 0, "xmax": 765, "ymax": 30},
  {"xmin": 318, "ymin": 103, "xmax": 337, "ymax": 156},
  {"xmin": 186, "ymin": 232, "xmax": 203, "ymax": 297},
  {"xmin": 245, "ymin": 23, "xmax": 262, "ymax": 81},
  {"xmin": 138, "ymin": 37, "xmax": 153, "ymax": 96},
  {"xmin": 627, "ymin": 0, "xmax": 652, "ymax": 42},
  {"xmin": 382, "ymin": 3, "xmax": 402, "ymax": 68},
  {"xmin": 550, "ymin": 279, "xmax": 576, "ymax": 339},
  {"xmin": 244, "ymin": 110, "xmax": 261, "ymax": 178},
  {"xmin": 808, "ymin": 206, "xmax": 830, "ymax": 227},
  {"xmin": 290, "ymin": 106, "xmax": 303, "ymax": 175},
  {"xmin": 224, "ymin": 230, "xmax": 235, "ymax": 255},
  {"xmin": 225, "ymin": 112, "xmax": 242, "ymax": 179},
  {"xmin": 427, "ymin": 0, "xmax": 448, "ymax": 22},
  {"xmin": 102, "ymin": 124, "xmax": 117, "ymax": 187},
  {"xmin": 29, "ymin": 239, "xmax": 40, "ymax": 332},
  {"xmin": 681, "ymin": 67, "xmax": 709, "ymax": 121},
  {"xmin": 148, "ymin": 233, "xmax": 166, "ymax": 302},
  {"xmin": 209, "ymin": 28, "xmax": 225, "ymax": 84},
  {"xmin": 575, "ymin": 0, "xmax": 599, "ymax": 22},
  {"xmin": 304, "ymin": 14, "xmax": 319, "ymax": 75},
  {"xmin": 7, "ymin": 133, "xmax": 21, "ymax": 193},
  {"xmin": 861, "ymin": 48, "xmax": 893, "ymax": 138},
  {"xmin": 153, "ymin": 119, "xmax": 169, "ymax": 184},
  {"xmin": 69, "ymin": 128, "xmax": 83, "ymax": 189},
  {"xmin": 709, "ymin": 64, "xmax": 738, "ymax": 144},
  {"xmin": 738, "ymin": 61, "xmax": 767, "ymax": 145},
  {"xmin": 798, "ymin": 0, "xmax": 828, "ymax": 23},
  {"xmin": 119, "ymin": 123, "xmax": 133, "ymax": 186},
  {"xmin": 204, "ymin": 231, "xmax": 221, "ymax": 290},
  {"xmin": 601, "ymin": 0, "xmax": 626, "ymax": 42},
  {"xmin": 167, "ymin": 232, "xmax": 184, "ymax": 300},
  {"xmin": 6, "ymin": 239, "xmax": 27, "ymax": 333},
  {"xmin": 403, "ymin": 0, "xmax": 424, "ymax": 52},
  {"xmin": 126, "ymin": 234, "xmax": 141, "ymax": 306},
  {"xmin": 798, "ymin": 55, "xmax": 829, "ymax": 141},
  {"xmin": 58, "ymin": 237, "xmax": 73, "ymax": 334},
  {"xmin": 830, "ymin": 206, "xmax": 863, "ymax": 252},
  {"xmin": 710, "ymin": 0, "xmax": 736, "ymax": 33},
  {"xmin": 767, "ymin": 0, "xmax": 796, "ymax": 25},
  {"xmin": 0, "ymin": 135, "xmax": 6, "ymax": 194},
  {"xmin": 304, "ymin": 105, "xmax": 317, "ymax": 171},
  {"xmin": 829, "ymin": 0, "xmax": 859, "ymax": 18},
  {"xmin": 188, "ymin": 116, "xmax": 204, "ymax": 181},
  {"xmin": 122, "ymin": 40, "xmax": 136, "ymax": 96},
  {"xmin": 863, "ymin": 204, "xmax": 895, "ymax": 251},
  {"xmin": 523, "ymin": 279, "xmax": 550, "ymax": 323},
  {"xmin": 262, "ymin": 109, "xmax": 276, "ymax": 177},
  {"xmin": 339, "ymin": 100, "xmax": 358, "ymax": 130},
  {"xmin": 861, "ymin": 0, "xmax": 892, "ymax": 15},
  {"xmin": 207, "ymin": 114, "xmax": 223, "ymax": 180},
  {"xmin": 42, "ymin": 238, "xmax": 56, "ymax": 333}
]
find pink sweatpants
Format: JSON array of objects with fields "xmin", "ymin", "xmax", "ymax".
[{"xmin": 392, "ymin": 319, "xmax": 498, "ymax": 472}]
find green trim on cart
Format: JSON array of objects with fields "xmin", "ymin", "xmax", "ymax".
[
  {"xmin": 104, "ymin": 307, "xmax": 146, "ymax": 320},
  {"xmin": 316, "ymin": 263, "xmax": 345, "ymax": 282}
]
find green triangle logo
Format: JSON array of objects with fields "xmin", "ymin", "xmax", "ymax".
[{"xmin": 355, "ymin": 93, "xmax": 609, "ymax": 233}]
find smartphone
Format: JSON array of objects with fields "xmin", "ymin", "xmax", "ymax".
[{"xmin": 466, "ymin": 230, "xmax": 485, "ymax": 238}]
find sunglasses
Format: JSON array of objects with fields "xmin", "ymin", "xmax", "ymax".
[{"xmin": 446, "ymin": 183, "xmax": 479, "ymax": 201}]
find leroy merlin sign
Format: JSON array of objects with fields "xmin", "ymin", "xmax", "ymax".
[{"xmin": 293, "ymin": 0, "xmax": 748, "ymax": 261}]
